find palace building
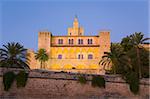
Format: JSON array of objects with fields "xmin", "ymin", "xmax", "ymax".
[{"xmin": 28, "ymin": 17, "xmax": 111, "ymax": 74}]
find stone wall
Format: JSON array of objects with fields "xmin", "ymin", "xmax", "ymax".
[{"xmin": 0, "ymin": 68, "xmax": 149, "ymax": 99}]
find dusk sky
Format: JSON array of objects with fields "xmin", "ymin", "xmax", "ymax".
[{"xmin": 0, "ymin": 0, "xmax": 149, "ymax": 50}]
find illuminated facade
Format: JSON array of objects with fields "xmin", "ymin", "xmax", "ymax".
[{"xmin": 28, "ymin": 17, "xmax": 111, "ymax": 74}]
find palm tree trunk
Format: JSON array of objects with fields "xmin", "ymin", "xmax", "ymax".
[
  {"xmin": 40, "ymin": 61, "xmax": 43, "ymax": 69},
  {"xmin": 43, "ymin": 62, "xmax": 45, "ymax": 69},
  {"xmin": 136, "ymin": 47, "xmax": 142, "ymax": 78}
]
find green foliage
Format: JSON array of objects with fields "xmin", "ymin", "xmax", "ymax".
[
  {"xmin": 125, "ymin": 71, "xmax": 139, "ymax": 94},
  {"xmin": 99, "ymin": 32, "xmax": 149, "ymax": 94},
  {"xmin": 16, "ymin": 71, "xmax": 28, "ymax": 88},
  {"xmin": 3, "ymin": 71, "xmax": 16, "ymax": 91},
  {"xmin": 121, "ymin": 32, "xmax": 150, "ymax": 78},
  {"xmin": 121, "ymin": 36, "xmax": 133, "ymax": 51},
  {"xmin": 129, "ymin": 82, "xmax": 139, "ymax": 95},
  {"xmin": 91, "ymin": 76, "xmax": 105, "ymax": 88},
  {"xmin": 3, "ymin": 70, "xmax": 28, "ymax": 91},
  {"xmin": 0, "ymin": 42, "xmax": 30, "ymax": 69},
  {"xmin": 78, "ymin": 75, "xmax": 87, "ymax": 84},
  {"xmin": 35, "ymin": 48, "xmax": 49, "ymax": 69},
  {"xmin": 100, "ymin": 43, "xmax": 125, "ymax": 74}
]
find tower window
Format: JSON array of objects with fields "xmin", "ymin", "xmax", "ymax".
[
  {"xmin": 88, "ymin": 54, "xmax": 93, "ymax": 59},
  {"xmin": 70, "ymin": 33, "xmax": 71, "ymax": 35},
  {"xmin": 58, "ymin": 54, "xmax": 62, "ymax": 59}
]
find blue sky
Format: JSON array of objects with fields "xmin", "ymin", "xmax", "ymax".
[{"xmin": 0, "ymin": 0, "xmax": 149, "ymax": 50}]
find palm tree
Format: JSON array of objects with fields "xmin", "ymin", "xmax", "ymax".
[
  {"xmin": 121, "ymin": 32, "xmax": 150, "ymax": 78},
  {"xmin": 0, "ymin": 42, "xmax": 30, "ymax": 69},
  {"xmin": 99, "ymin": 43, "xmax": 125, "ymax": 74},
  {"xmin": 35, "ymin": 49, "xmax": 49, "ymax": 69},
  {"xmin": 129, "ymin": 32, "xmax": 150, "ymax": 78}
]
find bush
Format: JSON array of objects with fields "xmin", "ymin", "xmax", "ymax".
[
  {"xmin": 3, "ymin": 71, "xmax": 16, "ymax": 91},
  {"xmin": 129, "ymin": 81, "xmax": 139, "ymax": 95},
  {"xmin": 78, "ymin": 75, "xmax": 87, "ymax": 84},
  {"xmin": 16, "ymin": 71, "xmax": 28, "ymax": 88},
  {"xmin": 91, "ymin": 75, "xmax": 105, "ymax": 88},
  {"xmin": 125, "ymin": 71, "xmax": 139, "ymax": 94}
]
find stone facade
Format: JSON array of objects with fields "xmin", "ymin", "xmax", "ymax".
[{"xmin": 28, "ymin": 17, "xmax": 110, "ymax": 74}]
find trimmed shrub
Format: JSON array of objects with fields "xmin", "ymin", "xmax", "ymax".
[
  {"xmin": 78, "ymin": 75, "xmax": 87, "ymax": 84},
  {"xmin": 3, "ymin": 71, "xmax": 16, "ymax": 91},
  {"xmin": 91, "ymin": 75, "xmax": 105, "ymax": 88},
  {"xmin": 16, "ymin": 71, "xmax": 28, "ymax": 88}
]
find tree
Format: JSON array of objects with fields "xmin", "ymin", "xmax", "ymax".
[
  {"xmin": 121, "ymin": 32, "xmax": 150, "ymax": 78},
  {"xmin": 121, "ymin": 36, "xmax": 133, "ymax": 52},
  {"xmin": 35, "ymin": 49, "xmax": 49, "ymax": 69},
  {"xmin": 99, "ymin": 43, "xmax": 125, "ymax": 74},
  {"xmin": 0, "ymin": 42, "xmax": 30, "ymax": 69}
]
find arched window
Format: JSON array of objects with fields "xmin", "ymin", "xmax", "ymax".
[
  {"xmin": 69, "ymin": 39, "xmax": 74, "ymax": 44},
  {"xmin": 69, "ymin": 39, "xmax": 71, "ymax": 44},
  {"xmin": 90, "ymin": 39, "xmax": 93, "ymax": 44},
  {"xmin": 88, "ymin": 54, "xmax": 93, "ymax": 59},
  {"xmin": 88, "ymin": 39, "xmax": 89, "ymax": 44},
  {"xmin": 71, "ymin": 39, "xmax": 74, "ymax": 44},
  {"xmin": 87, "ymin": 39, "xmax": 93, "ymax": 44},
  {"xmin": 78, "ymin": 54, "xmax": 84, "ymax": 59},
  {"xmin": 78, "ymin": 39, "xmax": 83, "ymax": 44},
  {"xmin": 78, "ymin": 54, "xmax": 80, "ymax": 59},
  {"xmin": 58, "ymin": 39, "xmax": 63, "ymax": 44},
  {"xmin": 58, "ymin": 54, "xmax": 62, "ymax": 59}
]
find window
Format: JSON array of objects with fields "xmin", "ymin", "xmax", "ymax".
[
  {"xmin": 78, "ymin": 54, "xmax": 83, "ymax": 59},
  {"xmin": 58, "ymin": 54, "xmax": 62, "ymax": 59},
  {"xmin": 88, "ymin": 54, "xmax": 93, "ymax": 59},
  {"xmin": 81, "ymin": 54, "xmax": 83, "ymax": 59},
  {"xmin": 69, "ymin": 39, "xmax": 71, "ymax": 44},
  {"xmin": 78, "ymin": 54, "xmax": 80, "ymax": 59},
  {"xmin": 81, "ymin": 39, "xmax": 83, "ymax": 44},
  {"xmin": 58, "ymin": 39, "xmax": 63, "ymax": 44},
  {"xmin": 90, "ymin": 39, "xmax": 93, "ymax": 44},
  {"xmin": 70, "ymin": 33, "xmax": 71, "ymax": 35},
  {"xmin": 78, "ymin": 39, "xmax": 83, "ymax": 44},
  {"xmin": 69, "ymin": 39, "xmax": 74, "ymax": 44},
  {"xmin": 88, "ymin": 39, "xmax": 93, "ymax": 44},
  {"xmin": 78, "ymin": 39, "xmax": 80, "ymax": 44},
  {"xmin": 80, "ymin": 33, "xmax": 82, "ymax": 35},
  {"xmin": 71, "ymin": 39, "xmax": 74, "ymax": 44}
]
